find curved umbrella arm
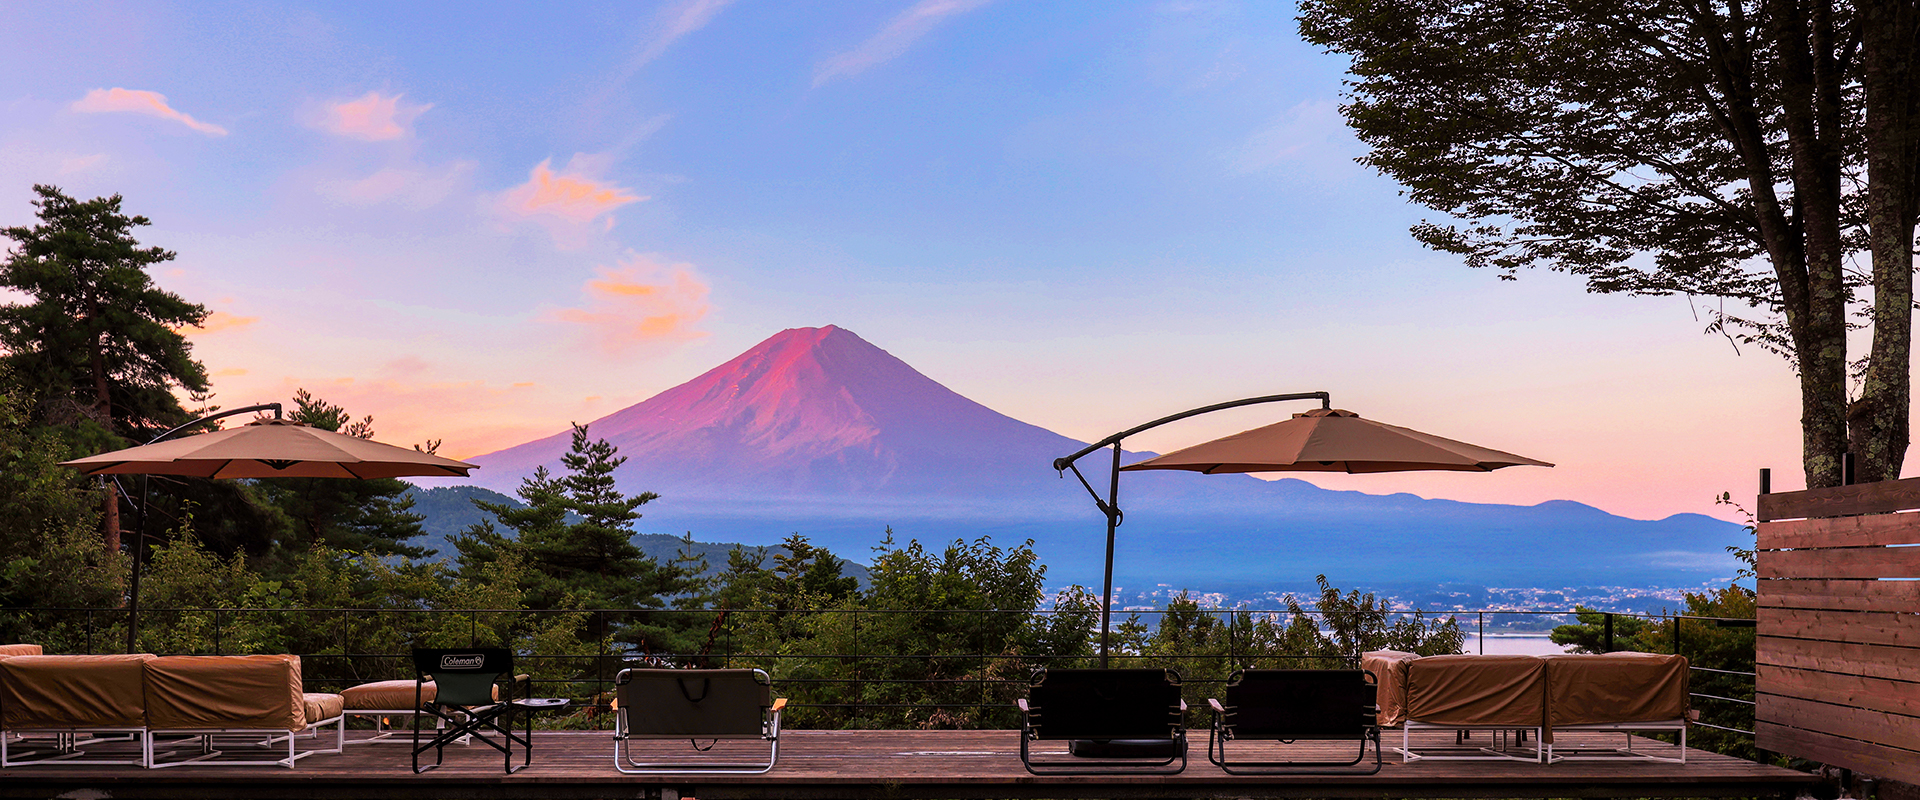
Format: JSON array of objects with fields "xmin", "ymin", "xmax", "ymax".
[
  {"xmin": 1051, "ymin": 392, "xmax": 1330, "ymax": 473},
  {"xmin": 145, "ymin": 402, "xmax": 283, "ymax": 444}
]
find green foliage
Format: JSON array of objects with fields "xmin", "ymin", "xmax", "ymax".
[
  {"xmin": 717, "ymin": 531, "xmax": 1098, "ymax": 730},
  {"xmin": 251, "ymin": 390, "xmax": 430, "ymax": 561},
  {"xmin": 453, "ymin": 423, "xmax": 705, "ymax": 654},
  {"xmin": 1295, "ymin": 0, "xmax": 1920, "ymax": 488},
  {"xmin": 0, "ymin": 185, "xmax": 208, "ymax": 438},
  {"xmin": 1549, "ymin": 606, "xmax": 1655, "ymax": 653},
  {"xmin": 1128, "ymin": 577, "xmax": 1464, "ymax": 710},
  {"xmin": 0, "ymin": 379, "xmax": 123, "ymax": 648}
]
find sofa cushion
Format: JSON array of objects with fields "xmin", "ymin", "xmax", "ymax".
[
  {"xmin": 145, "ymin": 654, "xmax": 307, "ymax": 732},
  {"xmin": 0, "ymin": 654, "xmax": 153, "ymax": 729},
  {"xmin": 302, "ymin": 692, "xmax": 345, "ymax": 723},
  {"xmin": 0, "ymin": 644, "xmax": 44, "ymax": 657}
]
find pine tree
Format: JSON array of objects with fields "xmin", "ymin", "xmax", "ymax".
[
  {"xmin": 0, "ymin": 185, "xmax": 210, "ymax": 552},
  {"xmin": 251, "ymin": 390, "xmax": 430, "ymax": 561}
]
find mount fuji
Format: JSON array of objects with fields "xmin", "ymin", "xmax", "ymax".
[{"xmin": 450, "ymin": 326, "xmax": 1749, "ymax": 592}]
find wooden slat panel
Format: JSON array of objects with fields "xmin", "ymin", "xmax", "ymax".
[
  {"xmin": 1758, "ymin": 607, "xmax": 1920, "ymax": 648},
  {"xmin": 1758, "ymin": 579, "xmax": 1920, "ymax": 612},
  {"xmin": 1758, "ymin": 636, "xmax": 1920, "ymax": 683},
  {"xmin": 1756, "ymin": 721, "xmax": 1920, "ymax": 785},
  {"xmin": 1758, "ymin": 476, "xmax": 1920, "ymax": 521},
  {"xmin": 1757, "ymin": 546, "xmax": 1920, "ymax": 579},
  {"xmin": 1757, "ymin": 694, "xmax": 1920, "ymax": 752},
  {"xmin": 1758, "ymin": 511, "xmax": 1920, "ymax": 549},
  {"xmin": 1758, "ymin": 664, "xmax": 1920, "ymax": 717}
]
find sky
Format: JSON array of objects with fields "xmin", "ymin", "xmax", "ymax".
[{"xmin": 0, "ymin": 1, "xmax": 1813, "ymax": 523}]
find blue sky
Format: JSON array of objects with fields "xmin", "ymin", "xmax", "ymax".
[{"xmin": 0, "ymin": 1, "xmax": 1805, "ymax": 521}]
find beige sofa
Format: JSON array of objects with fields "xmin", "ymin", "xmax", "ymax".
[
  {"xmin": 0, "ymin": 654, "xmax": 344, "ymax": 768},
  {"xmin": 1361, "ymin": 650, "xmax": 1690, "ymax": 764}
]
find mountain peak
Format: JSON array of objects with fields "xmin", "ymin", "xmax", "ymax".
[{"xmin": 467, "ymin": 325, "xmax": 1081, "ymax": 500}]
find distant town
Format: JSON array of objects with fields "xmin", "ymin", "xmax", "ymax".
[{"xmin": 1093, "ymin": 582, "xmax": 1723, "ymax": 633}]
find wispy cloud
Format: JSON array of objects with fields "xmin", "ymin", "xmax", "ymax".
[
  {"xmin": 319, "ymin": 162, "xmax": 475, "ymax": 208},
  {"xmin": 548, "ymin": 253, "xmax": 710, "ymax": 354},
  {"xmin": 317, "ymin": 91, "xmax": 432, "ymax": 141},
  {"xmin": 71, "ymin": 88, "xmax": 228, "ymax": 136},
  {"xmin": 177, "ymin": 311, "xmax": 260, "ymax": 335},
  {"xmin": 813, "ymin": 0, "xmax": 996, "ymax": 87},
  {"xmin": 629, "ymin": 0, "xmax": 736, "ymax": 71},
  {"xmin": 1232, "ymin": 99, "xmax": 1356, "ymax": 173}
]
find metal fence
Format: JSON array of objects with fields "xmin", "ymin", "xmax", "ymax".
[{"xmin": 0, "ymin": 606, "xmax": 1756, "ymax": 737}]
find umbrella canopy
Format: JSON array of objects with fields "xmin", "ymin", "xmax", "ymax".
[
  {"xmin": 60, "ymin": 417, "xmax": 476, "ymax": 479},
  {"xmin": 1119, "ymin": 408, "xmax": 1553, "ymax": 474}
]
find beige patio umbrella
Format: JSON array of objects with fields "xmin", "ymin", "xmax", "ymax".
[
  {"xmin": 1053, "ymin": 392, "xmax": 1550, "ymax": 666},
  {"xmin": 1119, "ymin": 407, "xmax": 1552, "ymax": 475},
  {"xmin": 61, "ymin": 403, "xmax": 477, "ymax": 652},
  {"xmin": 62, "ymin": 416, "xmax": 476, "ymax": 479}
]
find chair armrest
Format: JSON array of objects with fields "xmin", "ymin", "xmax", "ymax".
[
  {"xmin": 770, "ymin": 698, "xmax": 788, "ymax": 712},
  {"xmin": 1207, "ymin": 698, "xmax": 1226, "ymax": 714},
  {"xmin": 1015, "ymin": 698, "xmax": 1031, "ymax": 712},
  {"xmin": 511, "ymin": 673, "xmax": 530, "ymax": 700}
]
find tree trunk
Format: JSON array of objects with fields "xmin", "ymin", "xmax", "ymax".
[
  {"xmin": 1764, "ymin": 0, "xmax": 1851, "ymax": 488},
  {"xmin": 88, "ymin": 302, "xmax": 120, "ymax": 549},
  {"xmin": 1854, "ymin": 0, "xmax": 1920, "ymax": 484}
]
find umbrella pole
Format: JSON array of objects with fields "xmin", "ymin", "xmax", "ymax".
[
  {"xmin": 123, "ymin": 475, "xmax": 147, "ymax": 654},
  {"xmin": 1100, "ymin": 442, "xmax": 1121, "ymax": 668}
]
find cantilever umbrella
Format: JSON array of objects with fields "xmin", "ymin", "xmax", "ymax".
[
  {"xmin": 1053, "ymin": 392, "xmax": 1551, "ymax": 665},
  {"xmin": 62, "ymin": 416, "xmax": 477, "ymax": 479},
  {"xmin": 61, "ymin": 403, "xmax": 477, "ymax": 651}
]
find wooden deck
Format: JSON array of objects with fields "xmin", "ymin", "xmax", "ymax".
[{"xmin": 0, "ymin": 728, "xmax": 1818, "ymax": 800}]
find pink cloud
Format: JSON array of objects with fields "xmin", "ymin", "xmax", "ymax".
[
  {"xmin": 548, "ymin": 254, "xmax": 710, "ymax": 353},
  {"xmin": 502, "ymin": 157, "xmax": 644, "ymax": 223},
  {"xmin": 71, "ymin": 88, "xmax": 228, "ymax": 136},
  {"xmin": 318, "ymin": 91, "xmax": 431, "ymax": 141}
]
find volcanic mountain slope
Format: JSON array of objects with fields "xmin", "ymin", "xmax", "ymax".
[
  {"xmin": 460, "ymin": 326, "xmax": 1751, "ymax": 589},
  {"xmin": 469, "ymin": 325, "xmax": 1092, "ymax": 516}
]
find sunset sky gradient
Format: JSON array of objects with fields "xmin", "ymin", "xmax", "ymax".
[{"xmin": 0, "ymin": 1, "xmax": 1813, "ymax": 522}]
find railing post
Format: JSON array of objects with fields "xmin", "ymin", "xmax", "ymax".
[
  {"xmin": 1603, "ymin": 613, "xmax": 1614, "ymax": 653},
  {"xmin": 86, "ymin": 610, "xmax": 94, "ymax": 655},
  {"xmin": 1477, "ymin": 611, "xmax": 1484, "ymax": 654}
]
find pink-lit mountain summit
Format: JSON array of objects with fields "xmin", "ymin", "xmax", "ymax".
[{"xmin": 468, "ymin": 326, "xmax": 1084, "ymax": 509}]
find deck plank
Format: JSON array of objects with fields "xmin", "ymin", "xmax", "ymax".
[{"xmin": 0, "ymin": 728, "xmax": 1817, "ymax": 799}]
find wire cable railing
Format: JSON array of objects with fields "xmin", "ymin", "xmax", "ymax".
[{"xmin": 0, "ymin": 606, "xmax": 1757, "ymax": 738}]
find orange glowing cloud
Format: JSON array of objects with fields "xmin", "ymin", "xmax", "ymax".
[
  {"xmin": 318, "ymin": 91, "xmax": 431, "ymax": 141},
  {"xmin": 501, "ymin": 157, "xmax": 644, "ymax": 224},
  {"xmin": 549, "ymin": 254, "xmax": 710, "ymax": 353},
  {"xmin": 71, "ymin": 88, "xmax": 228, "ymax": 136}
]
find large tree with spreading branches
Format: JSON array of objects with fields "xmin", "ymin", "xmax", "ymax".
[
  {"xmin": 1298, "ymin": 0, "xmax": 1920, "ymax": 488},
  {"xmin": 0, "ymin": 185, "xmax": 211, "ymax": 550}
]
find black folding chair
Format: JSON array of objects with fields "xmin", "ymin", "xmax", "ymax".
[
  {"xmin": 409, "ymin": 648, "xmax": 532, "ymax": 774},
  {"xmin": 1016, "ymin": 668, "xmax": 1187, "ymax": 775},
  {"xmin": 1206, "ymin": 668, "xmax": 1381, "ymax": 774},
  {"xmin": 613, "ymin": 668, "xmax": 786, "ymax": 774}
]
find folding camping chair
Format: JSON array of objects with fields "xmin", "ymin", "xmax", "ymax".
[
  {"xmin": 1016, "ymin": 668, "xmax": 1188, "ymax": 775},
  {"xmin": 612, "ymin": 668, "xmax": 785, "ymax": 774},
  {"xmin": 409, "ymin": 648, "xmax": 531, "ymax": 774},
  {"xmin": 1206, "ymin": 668, "xmax": 1381, "ymax": 774}
]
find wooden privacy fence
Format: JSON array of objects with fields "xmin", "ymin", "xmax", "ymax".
[{"xmin": 1756, "ymin": 478, "xmax": 1920, "ymax": 783}]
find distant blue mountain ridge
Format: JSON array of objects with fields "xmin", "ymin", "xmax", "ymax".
[{"xmin": 410, "ymin": 326, "xmax": 1751, "ymax": 595}]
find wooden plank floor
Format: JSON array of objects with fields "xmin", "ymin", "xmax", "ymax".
[{"xmin": 0, "ymin": 728, "xmax": 1818, "ymax": 800}]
